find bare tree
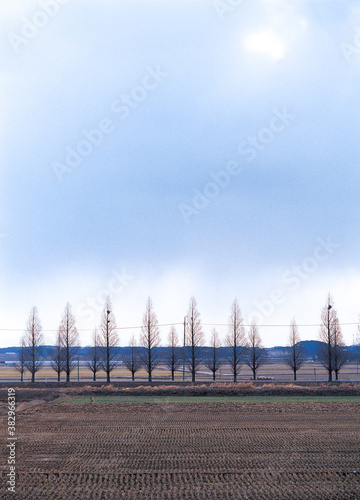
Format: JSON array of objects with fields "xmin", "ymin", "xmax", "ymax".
[
  {"xmin": 245, "ymin": 322, "xmax": 266, "ymax": 380},
  {"xmin": 204, "ymin": 328, "xmax": 222, "ymax": 381},
  {"xmin": 185, "ymin": 296, "xmax": 204, "ymax": 382},
  {"xmin": 23, "ymin": 306, "xmax": 43, "ymax": 382},
  {"xmin": 15, "ymin": 337, "xmax": 26, "ymax": 382},
  {"xmin": 225, "ymin": 299, "xmax": 246, "ymax": 382},
  {"xmin": 87, "ymin": 329, "xmax": 101, "ymax": 382},
  {"xmin": 332, "ymin": 317, "xmax": 347, "ymax": 381},
  {"xmin": 123, "ymin": 334, "xmax": 142, "ymax": 381},
  {"xmin": 140, "ymin": 297, "xmax": 161, "ymax": 382},
  {"xmin": 59, "ymin": 303, "xmax": 79, "ymax": 382},
  {"xmin": 99, "ymin": 296, "xmax": 120, "ymax": 383},
  {"xmin": 318, "ymin": 294, "xmax": 337, "ymax": 382},
  {"xmin": 284, "ymin": 318, "xmax": 306, "ymax": 381},
  {"xmin": 50, "ymin": 329, "xmax": 65, "ymax": 382},
  {"xmin": 165, "ymin": 326, "xmax": 182, "ymax": 381}
]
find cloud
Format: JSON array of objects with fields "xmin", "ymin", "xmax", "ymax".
[
  {"xmin": 1, "ymin": 0, "xmax": 359, "ymax": 348},
  {"xmin": 245, "ymin": 30, "xmax": 286, "ymax": 61}
]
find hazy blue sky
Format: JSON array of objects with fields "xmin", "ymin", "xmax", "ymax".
[{"xmin": 1, "ymin": 0, "xmax": 360, "ymax": 347}]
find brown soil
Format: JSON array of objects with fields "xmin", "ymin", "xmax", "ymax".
[{"xmin": 1, "ymin": 396, "xmax": 359, "ymax": 499}]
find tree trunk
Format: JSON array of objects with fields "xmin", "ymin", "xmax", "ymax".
[
  {"xmin": 93, "ymin": 372, "xmax": 96, "ymax": 382},
  {"xmin": 106, "ymin": 342, "xmax": 110, "ymax": 383},
  {"xmin": 32, "ymin": 344, "xmax": 35, "ymax": 383},
  {"xmin": 66, "ymin": 344, "xmax": 70, "ymax": 383},
  {"xmin": 328, "ymin": 369, "xmax": 332, "ymax": 382},
  {"xmin": 213, "ymin": 371, "xmax": 216, "ymax": 381},
  {"xmin": 148, "ymin": 348, "xmax": 152, "ymax": 382},
  {"xmin": 132, "ymin": 372, "xmax": 135, "ymax": 381},
  {"xmin": 192, "ymin": 346, "xmax": 195, "ymax": 382},
  {"xmin": 294, "ymin": 369, "xmax": 297, "ymax": 381}
]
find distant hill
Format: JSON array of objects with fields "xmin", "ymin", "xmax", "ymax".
[
  {"xmin": 267, "ymin": 341, "xmax": 333, "ymax": 360},
  {"xmin": 270, "ymin": 340, "xmax": 359, "ymax": 361},
  {"xmin": 0, "ymin": 341, "xmax": 358, "ymax": 361},
  {"xmin": 299, "ymin": 340, "xmax": 325, "ymax": 358}
]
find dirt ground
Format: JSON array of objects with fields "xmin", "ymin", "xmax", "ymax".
[{"xmin": 1, "ymin": 388, "xmax": 360, "ymax": 499}]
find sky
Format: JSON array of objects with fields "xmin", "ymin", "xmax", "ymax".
[{"xmin": 1, "ymin": 0, "xmax": 360, "ymax": 348}]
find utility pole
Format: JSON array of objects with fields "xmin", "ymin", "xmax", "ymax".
[
  {"xmin": 106, "ymin": 309, "xmax": 110, "ymax": 383},
  {"xmin": 77, "ymin": 356, "xmax": 80, "ymax": 382},
  {"xmin": 327, "ymin": 303, "xmax": 332, "ymax": 382},
  {"xmin": 183, "ymin": 316, "xmax": 186, "ymax": 381}
]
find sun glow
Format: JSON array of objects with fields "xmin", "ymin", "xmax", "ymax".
[{"xmin": 245, "ymin": 30, "xmax": 285, "ymax": 61}]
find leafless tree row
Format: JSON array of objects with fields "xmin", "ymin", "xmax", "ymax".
[
  {"xmin": 318, "ymin": 294, "xmax": 347, "ymax": 381},
  {"xmin": 17, "ymin": 294, "xmax": 358, "ymax": 382}
]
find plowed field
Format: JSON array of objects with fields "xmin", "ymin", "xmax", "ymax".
[{"xmin": 1, "ymin": 397, "xmax": 360, "ymax": 499}]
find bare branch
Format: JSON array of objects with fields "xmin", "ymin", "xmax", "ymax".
[
  {"xmin": 332, "ymin": 316, "xmax": 347, "ymax": 380},
  {"xmin": 87, "ymin": 329, "xmax": 102, "ymax": 381},
  {"xmin": 245, "ymin": 322, "xmax": 266, "ymax": 380},
  {"xmin": 139, "ymin": 297, "xmax": 161, "ymax": 382},
  {"xmin": 59, "ymin": 302, "xmax": 79, "ymax": 382},
  {"xmin": 204, "ymin": 328, "xmax": 222, "ymax": 381},
  {"xmin": 318, "ymin": 294, "xmax": 346, "ymax": 381},
  {"xmin": 284, "ymin": 318, "xmax": 306, "ymax": 380},
  {"xmin": 224, "ymin": 299, "xmax": 246, "ymax": 382},
  {"xmin": 50, "ymin": 329, "xmax": 65, "ymax": 382},
  {"xmin": 122, "ymin": 334, "xmax": 142, "ymax": 381},
  {"xmin": 23, "ymin": 306, "xmax": 44, "ymax": 382},
  {"xmin": 185, "ymin": 296, "xmax": 204, "ymax": 382},
  {"xmin": 165, "ymin": 326, "xmax": 182, "ymax": 381},
  {"xmin": 99, "ymin": 296, "xmax": 120, "ymax": 382},
  {"xmin": 15, "ymin": 336, "xmax": 26, "ymax": 382}
]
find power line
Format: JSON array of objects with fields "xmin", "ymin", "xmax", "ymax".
[
  {"xmin": 1, "ymin": 321, "xmax": 358, "ymax": 333},
  {"xmin": 204, "ymin": 322, "xmax": 358, "ymax": 327},
  {"xmin": 0, "ymin": 322, "xmax": 185, "ymax": 333}
]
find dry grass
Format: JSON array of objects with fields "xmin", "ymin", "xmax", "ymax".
[{"xmin": 2, "ymin": 382, "xmax": 360, "ymax": 405}]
